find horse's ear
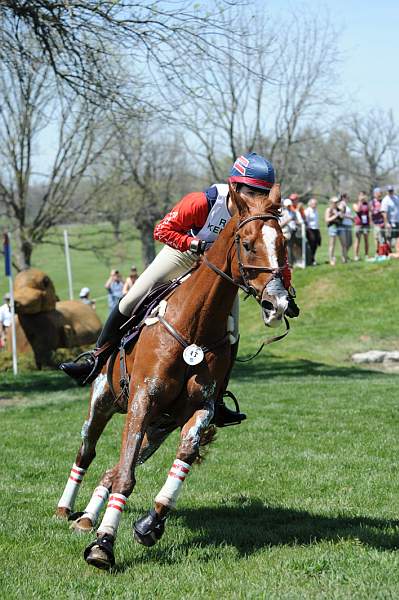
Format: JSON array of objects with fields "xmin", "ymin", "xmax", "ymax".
[
  {"xmin": 268, "ymin": 183, "xmax": 281, "ymax": 208},
  {"xmin": 228, "ymin": 182, "xmax": 248, "ymax": 216}
]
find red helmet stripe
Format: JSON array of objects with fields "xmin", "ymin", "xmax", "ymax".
[{"xmin": 229, "ymin": 175, "xmax": 274, "ymax": 189}]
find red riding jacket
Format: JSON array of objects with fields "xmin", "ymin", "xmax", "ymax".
[{"xmin": 154, "ymin": 191, "xmax": 292, "ymax": 289}]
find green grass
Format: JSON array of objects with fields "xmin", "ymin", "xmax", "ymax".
[
  {"xmin": 1, "ymin": 222, "xmax": 399, "ymax": 598},
  {"xmin": 1, "ymin": 367, "xmax": 399, "ymax": 598}
]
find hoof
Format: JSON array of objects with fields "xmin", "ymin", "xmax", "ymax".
[
  {"xmin": 68, "ymin": 511, "xmax": 85, "ymax": 522},
  {"xmin": 84, "ymin": 535, "xmax": 115, "ymax": 570},
  {"xmin": 133, "ymin": 509, "xmax": 166, "ymax": 547},
  {"xmin": 55, "ymin": 506, "xmax": 71, "ymax": 520},
  {"xmin": 70, "ymin": 515, "xmax": 94, "ymax": 533}
]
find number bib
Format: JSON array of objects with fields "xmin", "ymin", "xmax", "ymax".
[{"xmin": 183, "ymin": 344, "xmax": 204, "ymax": 366}]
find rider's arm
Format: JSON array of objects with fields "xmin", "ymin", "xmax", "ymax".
[{"xmin": 154, "ymin": 192, "xmax": 209, "ymax": 252}]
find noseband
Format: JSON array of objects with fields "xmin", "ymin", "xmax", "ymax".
[{"xmin": 203, "ymin": 213, "xmax": 284, "ymax": 301}]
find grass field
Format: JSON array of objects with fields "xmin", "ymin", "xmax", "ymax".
[{"xmin": 1, "ymin": 225, "xmax": 399, "ymax": 598}]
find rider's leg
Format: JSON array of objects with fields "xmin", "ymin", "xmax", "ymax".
[
  {"xmin": 59, "ymin": 302, "xmax": 130, "ymax": 386},
  {"xmin": 60, "ymin": 247, "xmax": 198, "ymax": 385}
]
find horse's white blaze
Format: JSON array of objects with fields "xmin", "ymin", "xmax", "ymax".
[
  {"xmin": 155, "ymin": 459, "xmax": 191, "ymax": 509},
  {"xmin": 262, "ymin": 224, "xmax": 279, "ymax": 269},
  {"xmin": 261, "ymin": 224, "xmax": 288, "ymax": 327}
]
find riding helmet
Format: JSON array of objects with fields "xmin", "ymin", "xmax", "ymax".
[{"xmin": 228, "ymin": 152, "xmax": 275, "ymax": 190}]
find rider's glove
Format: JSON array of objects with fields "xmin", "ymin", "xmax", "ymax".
[{"xmin": 189, "ymin": 239, "xmax": 207, "ymax": 255}]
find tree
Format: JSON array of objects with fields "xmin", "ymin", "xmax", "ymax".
[
  {"xmin": 113, "ymin": 117, "xmax": 193, "ymax": 266},
  {"xmin": 345, "ymin": 109, "xmax": 399, "ymax": 194},
  {"xmin": 0, "ymin": 45, "xmax": 112, "ymax": 269},
  {"xmin": 180, "ymin": 7, "xmax": 340, "ymax": 190},
  {"xmin": 0, "ymin": 0, "xmax": 242, "ymax": 110}
]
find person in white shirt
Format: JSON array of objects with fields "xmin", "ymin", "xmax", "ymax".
[
  {"xmin": 0, "ymin": 293, "xmax": 11, "ymax": 349},
  {"xmin": 280, "ymin": 198, "xmax": 298, "ymax": 265},
  {"xmin": 381, "ymin": 185, "xmax": 399, "ymax": 253},
  {"xmin": 338, "ymin": 193, "xmax": 354, "ymax": 262},
  {"xmin": 304, "ymin": 198, "xmax": 321, "ymax": 265}
]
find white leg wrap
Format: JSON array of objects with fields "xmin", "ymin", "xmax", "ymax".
[
  {"xmin": 57, "ymin": 464, "xmax": 86, "ymax": 510},
  {"xmin": 97, "ymin": 493, "xmax": 127, "ymax": 538},
  {"xmin": 82, "ymin": 485, "xmax": 109, "ymax": 525},
  {"xmin": 155, "ymin": 459, "xmax": 191, "ymax": 509}
]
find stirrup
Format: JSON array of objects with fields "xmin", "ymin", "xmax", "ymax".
[
  {"xmin": 213, "ymin": 391, "xmax": 247, "ymax": 427},
  {"xmin": 59, "ymin": 350, "xmax": 103, "ymax": 386}
]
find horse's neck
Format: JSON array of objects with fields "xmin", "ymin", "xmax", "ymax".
[{"xmin": 169, "ymin": 231, "xmax": 237, "ymax": 343}]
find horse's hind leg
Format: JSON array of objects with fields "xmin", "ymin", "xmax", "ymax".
[
  {"xmin": 134, "ymin": 402, "xmax": 214, "ymax": 547},
  {"xmin": 56, "ymin": 374, "xmax": 117, "ymax": 519}
]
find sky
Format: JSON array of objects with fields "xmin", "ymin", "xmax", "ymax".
[
  {"xmin": 263, "ymin": 0, "xmax": 399, "ymax": 119},
  {"xmin": 34, "ymin": 1, "xmax": 399, "ymax": 172}
]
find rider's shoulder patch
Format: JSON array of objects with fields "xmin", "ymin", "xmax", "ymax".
[{"xmin": 204, "ymin": 185, "xmax": 218, "ymax": 210}]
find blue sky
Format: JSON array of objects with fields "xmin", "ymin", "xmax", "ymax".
[{"xmin": 263, "ymin": 0, "xmax": 399, "ymax": 118}]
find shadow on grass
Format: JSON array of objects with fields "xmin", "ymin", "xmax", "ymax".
[
  {"xmin": 232, "ymin": 354, "xmax": 391, "ymax": 381},
  {"xmin": 0, "ymin": 370, "xmax": 76, "ymax": 395},
  {"xmin": 115, "ymin": 499, "xmax": 399, "ymax": 571}
]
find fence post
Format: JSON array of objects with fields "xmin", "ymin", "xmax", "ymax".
[
  {"xmin": 3, "ymin": 232, "xmax": 18, "ymax": 375},
  {"xmin": 63, "ymin": 229, "xmax": 74, "ymax": 300}
]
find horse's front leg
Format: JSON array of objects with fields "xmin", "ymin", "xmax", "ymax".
[
  {"xmin": 84, "ymin": 381, "xmax": 152, "ymax": 570},
  {"xmin": 56, "ymin": 374, "xmax": 117, "ymax": 519},
  {"xmin": 134, "ymin": 397, "xmax": 215, "ymax": 547}
]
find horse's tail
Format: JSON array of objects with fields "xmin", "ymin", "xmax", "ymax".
[{"xmin": 195, "ymin": 424, "xmax": 217, "ymax": 465}]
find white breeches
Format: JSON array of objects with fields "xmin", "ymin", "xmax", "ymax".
[{"xmin": 118, "ymin": 245, "xmax": 239, "ymax": 340}]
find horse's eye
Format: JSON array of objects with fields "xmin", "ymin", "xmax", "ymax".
[{"xmin": 242, "ymin": 240, "xmax": 253, "ymax": 252}]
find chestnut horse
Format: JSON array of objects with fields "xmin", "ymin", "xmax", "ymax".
[{"xmin": 56, "ymin": 184, "xmax": 290, "ymax": 569}]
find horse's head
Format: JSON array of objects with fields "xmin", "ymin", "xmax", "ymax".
[{"xmin": 229, "ymin": 182, "xmax": 289, "ymax": 328}]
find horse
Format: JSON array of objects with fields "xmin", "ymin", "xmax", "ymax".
[{"xmin": 56, "ymin": 183, "xmax": 291, "ymax": 569}]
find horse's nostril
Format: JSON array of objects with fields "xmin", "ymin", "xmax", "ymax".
[{"xmin": 261, "ymin": 300, "xmax": 273, "ymax": 312}]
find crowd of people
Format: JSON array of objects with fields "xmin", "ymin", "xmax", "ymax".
[{"xmin": 280, "ymin": 185, "xmax": 399, "ymax": 266}]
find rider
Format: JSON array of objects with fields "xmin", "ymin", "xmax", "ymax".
[{"xmin": 60, "ymin": 152, "xmax": 299, "ymax": 425}]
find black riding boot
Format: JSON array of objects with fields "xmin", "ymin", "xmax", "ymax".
[
  {"xmin": 212, "ymin": 339, "xmax": 246, "ymax": 427},
  {"xmin": 59, "ymin": 303, "xmax": 130, "ymax": 386}
]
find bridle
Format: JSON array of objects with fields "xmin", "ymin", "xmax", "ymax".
[
  {"xmin": 203, "ymin": 212, "xmax": 285, "ymax": 302},
  {"xmin": 203, "ymin": 211, "xmax": 290, "ymax": 357}
]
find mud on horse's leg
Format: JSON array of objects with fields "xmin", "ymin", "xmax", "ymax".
[
  {"xmin": 84, "ymin": 382, "xmax": 152, "ymax": 570},
  {"xmin": 56, "ymin": 374, "xmax": 116, "ymax": 520},
  {"xmin": 134, "ymin": 403, "xmax": 214, "ymax": 547}
]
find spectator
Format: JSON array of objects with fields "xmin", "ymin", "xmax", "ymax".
[
  {"xmin": 381, "ymin": 185, "xmax": 399, "ymax": 254},
  {"xmin": 325, "ymin": 197, "xmax": 345, "ymax": 266},
  {"xmin": 304, "ymin": 198, "xmax": 321, "ymax": 265},
  {"xmin": 79, "ymin": 287, "xmax": 96, "ymax": 309},
  {"xmin": 280, "ymin": 198, "xmax": 298, "ymax": 265},
  {"xmin": 371, "ymin": 187, "xmax": 385, "ymax": 253},
  {"xmin": 105, "ymin": 269, "xmax": 124, "ymax": 312},
  {"xmin": 338, "ymin": 193, "xmax": 354, "ymax": 261},
  {"xmin": 288, "ymin": 193, "xmax": 306, "ymax": 265},
  {"xmin": 0, "ymin": 292, "xmax": 11, "ymax": 350},
  {"xmin": 122, "ymin": 265, "xmax": 139, "ymax": 295},
  {"xmin": 353, "ymin": 191, "xmax": 371, "ymax": 261}
]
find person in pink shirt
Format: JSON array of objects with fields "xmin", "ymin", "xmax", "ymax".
[{"xmin": 353, "ymin": 191, "xmax": 371, "ymax": 261}]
